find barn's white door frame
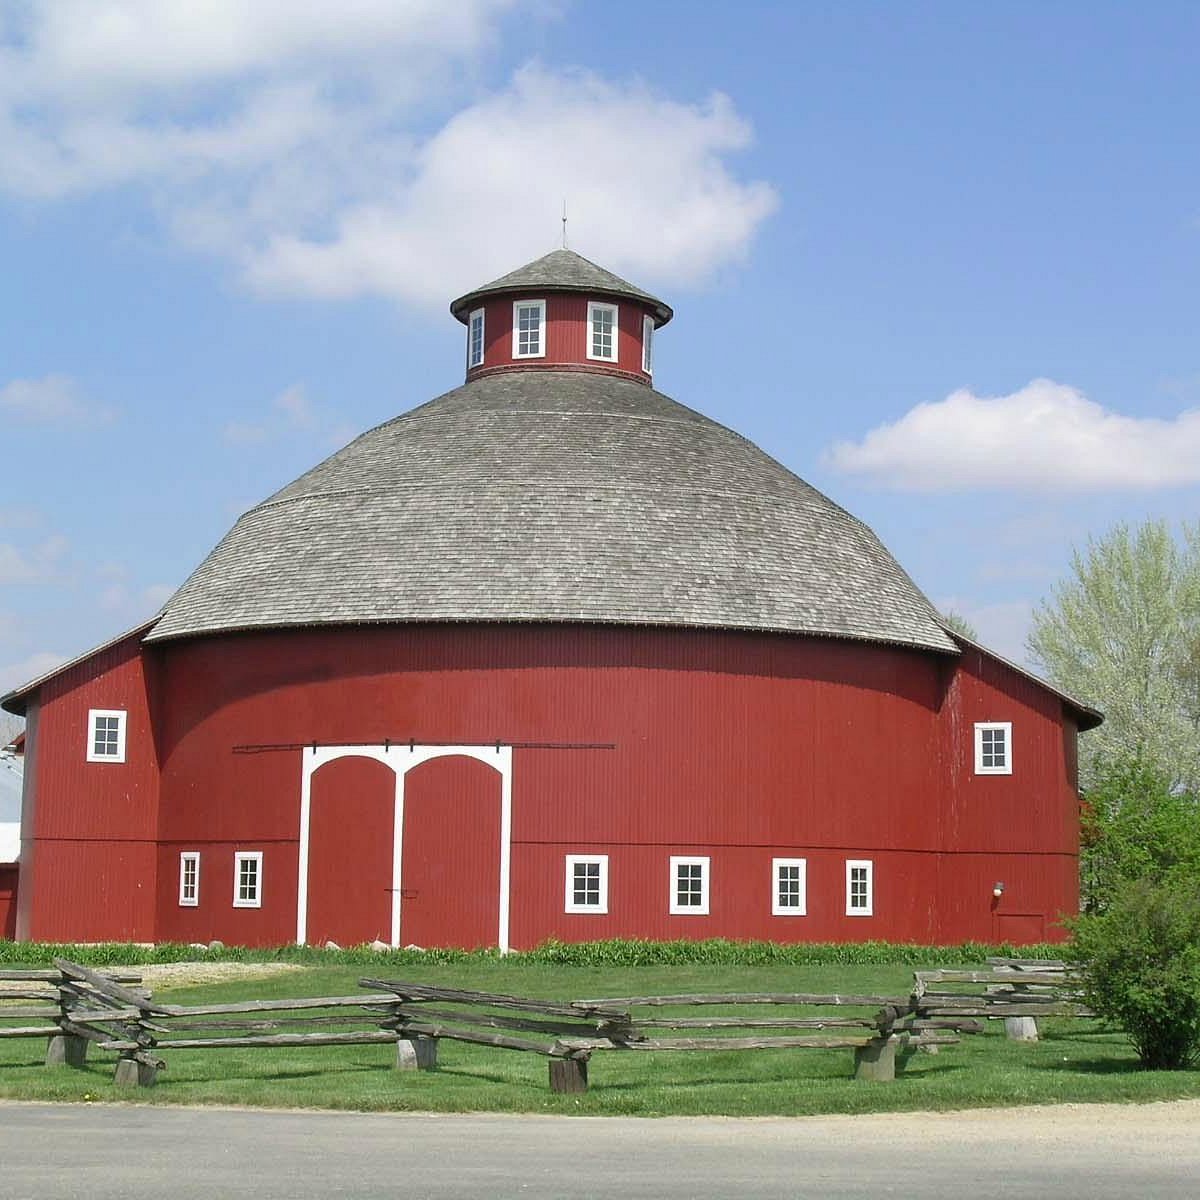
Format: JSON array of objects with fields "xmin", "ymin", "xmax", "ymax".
[{"xmin": 296, "ymin": 744, "xmax": 514, "ymax": 952}]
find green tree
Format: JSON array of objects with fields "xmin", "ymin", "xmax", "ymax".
[
  {"xmin": 1069, "ymin": 876, "xmax": 1200, "ymax": 1069},
  {"xmin": 1080, "ymin": 756, "xmax": 1200, "ymax": 912},
  {"xmin": 1028, "ymin": 520, "xmax": 1200, "ymax": 792},
  {"xmin": 939, "ymin": 610, "xmax": 979, "ymax": 640}
]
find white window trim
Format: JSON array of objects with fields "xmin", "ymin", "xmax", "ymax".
[
  {"xmin": 86, "ymin": 708, "xmax": 127, "ymax": 763},
  {"xmin": 974, "ymin": 721, "xmax": 1013, "ymax": 775},
  {"xmin": 179, "ymin": 851, "xmax": 200, "ymax": 907},
  {"xmin": 586, "ymin": 300, "xmax": 619, "ymax": 362},
  {"xmin": 846, "ymin": 859, "xmax": 874, "ymax": 917},
  {"xmin": 467, "ymin": 306, "xmax": 486, "ymax": 368},
  {"xmin": 564, "ymin": 854, "xmax": 609, "ymax": 914},
  {"xmin": 642, "ymin": 314, "xmax": 654, "ymax": 374},
  {"xmin": 669, "ymin": 855, "xmax": 710, "ymax": 915},
  {"xmin": 512, "ymin": 299, "xmax": 546, "ymax": 359},
  {"xmin": 772, "ymin": 857, "xmax": 807, "ymax": 916},
  {"xmin": 233, "ymin": 851, "xmax": 263, "ymax": 909}
]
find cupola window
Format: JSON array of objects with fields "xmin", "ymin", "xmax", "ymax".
[
  {"xmin": 467, "ymin": 307, "xmax": 485, "ymax": 368},
  {"xmin": 513, "ymin": 300, "xmax": 546, "ymax": 358},
  {"xmin": 642, "ymin": 314, "xmax": 654, "ymax": 374},
  {"xmin": 587, "ymin": 301, "xmax": 618, "ymax": 362}
]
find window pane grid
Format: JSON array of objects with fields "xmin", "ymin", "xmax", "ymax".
[
  {"xmin": 516, "ymin": 304, "xmax": 542, "ymax": 356},
  {"xmin": 572, "ymin": 861, "xmax": 600, "ymax": 906},
  {"xmin": 468, "ymin": 310, "xmax": 485, "ymax": 367},
  {"xmin": 675, "ymin": 863, "xmax": 703, "ymax": 906},
  {"xmin": 590, "ymin": 305, "xmax": 615, "ymax": 359},
  {"xmin": 777, "ymin": 865, "xmax": 801, "ymax": 907}
]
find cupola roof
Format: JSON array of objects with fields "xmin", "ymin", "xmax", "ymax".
[{"xmin": 450, "ymin": 248, "xmax": 673, "ymax": 327}]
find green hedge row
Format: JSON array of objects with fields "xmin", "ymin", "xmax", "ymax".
[{"xmin": 0, "ymin": 936, "xmax": 1065, "ymax": 969}]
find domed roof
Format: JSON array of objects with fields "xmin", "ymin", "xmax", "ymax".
[
  {"xmin": 146, "ymin": 369, "xmax": 956, "ymax": 652},
  {"xmin": 450, "ymin": 248, "xmax": 673, "ymax": 326}
]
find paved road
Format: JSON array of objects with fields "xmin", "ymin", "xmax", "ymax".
[{"xmin": 3, "ymin": 1100, "xmax": 1199, "ymax": 1199}]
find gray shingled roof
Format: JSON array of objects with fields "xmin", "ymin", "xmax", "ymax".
[
  {"xmin": 450, "ymin": 249, "xmax": 673, "ymax": 326},
  {"xmin": 146, "ymin": 371, "xmax": 957, "ymax": 652}
]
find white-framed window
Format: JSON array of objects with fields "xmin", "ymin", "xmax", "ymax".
[
  {"xmin": 179, "ymin": 852, "xmax": 200, "ymax": 907},
  {"xmin": 669, "ymin": 855, "xmax": 710, "ymax": 915},
  {"xmin": 587, "ymin": 300, "xmax": 618, "ymax": 362},
  {"xmin": 467, "ymin": 307, "xmax": 486, "ymax": 368},
  {"xmin": 564, "ymin": 854, "xmax": 609, "ymax": 914},
  {"xmin": 975, "ymin": 722, "xmax": 1013, "ymax": 775},
  {"xmin": 846, "ymin": 859, "xmax": 874, "ymax": 916},
  {"xmin": 512, "ymin": 299, "xmax": 546, "ymax": 358},
  {"xmin": 86, "ymin": 708, "xmax": 127, "ymax": 763},
  {"xmin": 772, "ymin": 857, "xmax": 807, "ymax": 916},
  {"xmin": 233, "ymin": 851, "xmax": 263, "ymax": 908},
  {"xmin": 642, "ymin": 314, "xmax": 654, "ymax": 374}
]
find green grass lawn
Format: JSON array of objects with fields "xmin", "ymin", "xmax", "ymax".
[{"xmin": 3, "ymin": 961, "xmax": 1200, "ymax": 1116}]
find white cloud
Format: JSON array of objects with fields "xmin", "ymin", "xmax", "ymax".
[
  {"xmin": 223, "ymin": 383, "xmax": 353, "ymax": 447},
  {"xmin": 245, "ymin": 65, "xmax": 780, "ymax": 306},
  {"xmin": 0, "ymin": 649, "xmax": 69, "ymax": 696},
  {"xmin": 0, "ymin": 5, "xmax": 776, "ymax": 307},
  {"xmin": 936, "ymin": 596, "xmax": 1035, "ymax": 667},
  {"xmin": 0, "ymin": 536, "xmax": 69, "ymax": 585},
  {"xmin": 0, "ymin": 375, "xmax": 113, "ymax": 426},
  {"xmin": 825, "ymin": 379, "xmax": 1200, "ymax": 492}
]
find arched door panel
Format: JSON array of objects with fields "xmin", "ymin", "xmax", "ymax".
[
  {"xmin": 400, "ymin": 755, "xmax": 501, "ymax": 949},
  {"xmin": 307, "ymin": 755, "xmax": 395, "ymax": 946}
]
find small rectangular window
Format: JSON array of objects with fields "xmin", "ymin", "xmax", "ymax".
[
  {"xmin": 974, "ymin": 722, "xmax": 1013, "ymax": 775},
  {"xmin": 642, "ymin": 314, "xmax": 654, "ymax": 374},
  {"xmin": 179, "ymin": 852, "xmax": 200, "ymax": 907},
  {"xmin": 564, "ymin": 854, "xmax": 609, "ymax": 913},
  {"xmin": 233, "ymin": 851, "xmax": 263, "ymax": 908},
  {"xmin": 86, "ymin": 709, "xmax": 127, "ymax": 763},
  {"xmin": 772, "ymin": 857, "xmax": 807, "ymax": 916},
  {"xmin": 669, "ymin": 855, "xmax": 710, "ymax": 915},
  {"xmin": 587, "ymin": 301, "xmax": 618, "ymax": 362},
  {"xmin": 512, "ymin": 300, "xmax": 546, "ymax": 358},
  {"xmin": 846, "ymin": 859, "xmax": 873, "ymax": 916},
  {"xmin": 468, "ymin": 307, "xmax": 486, "ymax": 368}
]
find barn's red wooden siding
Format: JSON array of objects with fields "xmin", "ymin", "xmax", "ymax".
[
  {"xmin": 0, "ymin": 865, "xmax": 16, "ymax": 938},
  {"xmin": 129, "ymin": 623, "xmax": 1083, "ymax": 949},
  {"xmin": 15, "ymin": 630, "xmax": 159, "ymax": 942},
  {"xmin": 467, "ymin": 293, "xmax": 654, "ymax": 382}
]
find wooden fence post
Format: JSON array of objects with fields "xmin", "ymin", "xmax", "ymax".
[
  {"xmin": 549, "ymin": 1057, "xmax": 589, "ymax": 1093},
  {"xmin": 395, "ymin": 1035, "xmax": 438, "ymax": 1071},
  {"xmin": 853, "ymin": 1036, "xmax": 898, "ymax": 1082},
  {"xmin": 113, "ymin": 1056, "xmax": 158, "ymax": 1088},
  {"xmin": 45, "ymin": 1034, "xmax": 89, "ymax": 1069}
]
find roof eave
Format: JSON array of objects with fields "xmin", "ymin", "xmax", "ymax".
[{"xmin": 449, "ymin": 285, "xmax": 673, "ymax": 328}]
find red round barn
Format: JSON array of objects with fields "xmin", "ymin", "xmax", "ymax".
[{"xmin": 1, "ymin": 249, "xmax": 1100, "ymax": 949}]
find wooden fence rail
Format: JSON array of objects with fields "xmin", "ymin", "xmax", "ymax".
[{"xmin": 0, "ymin": 956, "xmax": 1091, "ymax": 1095}]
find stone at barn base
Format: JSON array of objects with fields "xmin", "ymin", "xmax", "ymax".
[
  {"xmin": 45, "ymin": 1034, "xmax": 88, "ymax": 1069},
  {"xmin": 395, "ymin": 1036, "xmax": 438, "ymax": 1071}
]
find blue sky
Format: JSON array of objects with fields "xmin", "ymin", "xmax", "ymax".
[{"xmin": 2, "ymin": 1, "xmax": 1199, "ymax": 697}]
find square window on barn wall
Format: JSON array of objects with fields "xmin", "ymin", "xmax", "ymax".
[
  {"xmin": 564, "ymin": 855, "xmax": 608, "ymax": 913},
  {"xmin": 974, "ymin": 722, "xmax": 1013, "ymax": 774},
  {"xmin": 233, "ymin": 851, "xmax": 263, "ymax": 908},
  {"xmin": 587, "ymin": 301, "xmax": 618, "ymax": 362},
  {"xmin": 467, "ymin": 307, "xmax": 485, "ymax": 368},
  {"xmin": 772, "ymin": 858, "xmax": 807, "ymax": 916},
  {"xmin": 86, "ymin": 709, "xmax": 126, "ymax": 763},
  {"xmin": 669, "ymin": 856, "xmax": 710, "ymax": 915},
  {"xmin": 512, "ymin": 300, "xmax": 546, "ymax": 358},
  {"xmin": 846, "ymin": 859, "xmax": 873, "ymax": 916},
  {"xmin": 179, "ymin": 852, "xmax": 200, "ymax": 907}
]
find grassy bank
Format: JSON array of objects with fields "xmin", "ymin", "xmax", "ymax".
[{"xmin": 4, "ymin": 960, "xmax": 1200, "ymax": 1116}]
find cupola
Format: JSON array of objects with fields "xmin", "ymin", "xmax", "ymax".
[{"xmin": 449, "ymin": 249, "xmax": 672, "ymax": 385}]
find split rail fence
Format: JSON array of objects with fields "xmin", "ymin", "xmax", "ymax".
[{"xmin": 0, "ymin": 957, "xmax": 1087, "ymax": 1095}]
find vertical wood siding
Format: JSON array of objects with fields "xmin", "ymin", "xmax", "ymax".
[
  {"xmin": 136, "ymin": 623, "xmax": 1081, "ymax": 948},
  {"xmin": 0, "ymin": 865, "xmax": 16, "ymax": 938},
  {"xmin": 18, "ymin": 631, "xmax": 159, "ymax": 942},
  {"xmin": 472, "ymin": 293, "xmax": 653, "ymax": 380}
]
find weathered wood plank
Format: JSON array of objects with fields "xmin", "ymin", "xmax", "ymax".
[
  {"xmin": 394, "ymin": 1018, "xmax": 562, "ymax": 1056},
  {"xmin": 573, "ymin": 994, "xmax": 910, "ymax": 1008},
  {"xmin": 0, "ymin": 1025, "xmax": 61, "ymax": 1038},
  {"xmin": 99, "ymin": 1031, "xmax": 401, "ymax": 1052},
  {"xmin": 554, "ymin": 1034, "xmax": 879, "ymax": 1052},
  {"xmin": 364, "ymin": 979, "xmax": 628, "ymax": 1021},
  {"xmin": 0, "ymin": 1005, "xmax": 61, "ymax": 1019},
  {"xmin": 630, "ymin": 1016, "xmax": 876, "ymax": 1030},
  {"xmin": 914, "ymin": 970, "xmax": 1071, "ymax": 987},
  {"xmin": 53, "ymin": 960, "xmax": 157, "ymax": 1012},
  {"xmin": 152, "ymin": 993, "xmax": 399, "ymax": 1018},
  {"xmin": 0, "ymin": 970, "xmax": 141, "ymax": 983},
  {"xmin": 387, "ymin": 1005, "xmax": 626, "ymax": 1038}
]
